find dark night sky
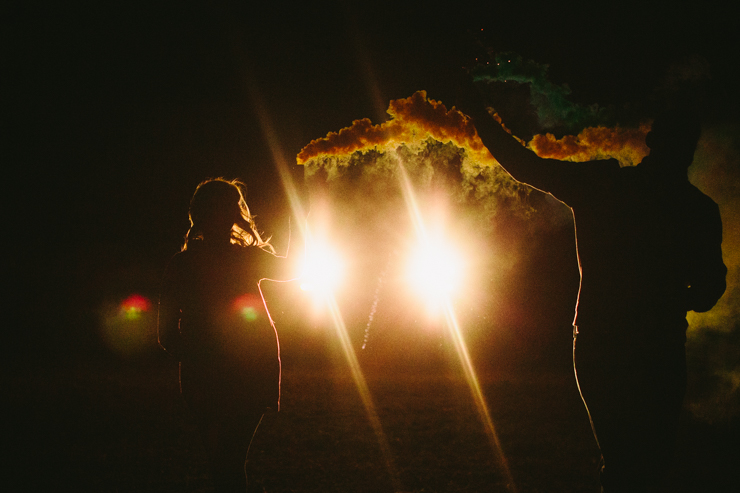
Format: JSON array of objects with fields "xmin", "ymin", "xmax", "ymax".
[{"xmin": 6, "ymin": 1, "xmax": 739, "ymax": 361}]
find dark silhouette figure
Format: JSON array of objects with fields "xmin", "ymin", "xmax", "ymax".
[
  {"xmin": 455, "ymin": 89, "xmax": 727, "ymax": 491},
  {"xmin": 158, "ymin": 178, "xmax": 288, "ymax": 492}
]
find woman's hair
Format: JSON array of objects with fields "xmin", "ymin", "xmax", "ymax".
[{"xmin": 183, "ymin": 178, "xmax": 274, "ymax": 253}]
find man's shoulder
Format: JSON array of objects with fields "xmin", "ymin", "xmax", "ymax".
[
  {"xmin": 541, "ymin": 158, "xmax": 621, "ymax": 206},
  {"xmin": 570, "ymin": 158, "xmax": 622, "ymax": 182},
  {"xmin": 687, "ymin": 181, "xmax": 715, "ymax": 198},
  {"xmin": 565, "ymin": 158, "xmax": 623, "ymax": 188},
  {"xmin": 683, "ymin": 181, "xmax": 720, "ymax": 211}
]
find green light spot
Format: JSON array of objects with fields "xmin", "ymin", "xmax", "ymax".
[
  {"xmin": 241, "ymin": 307, "xmax": 258, "ymax": 322},
  {"xmin": 125, "ymin": 307, "xmax": 141, "ymax": 320}
]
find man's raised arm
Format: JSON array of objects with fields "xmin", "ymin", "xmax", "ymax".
[{"xmin": 451, "ymin": 77, "xmax": 566, "ymax": 195}]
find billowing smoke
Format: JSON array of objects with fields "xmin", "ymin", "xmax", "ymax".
[
  {"xmin": 298, "ymin": 91, "xmax": 491, "ymax": 166},
  {"xmin": 299, "ymin": 91, "xmax": 534, "ymax": 237}
]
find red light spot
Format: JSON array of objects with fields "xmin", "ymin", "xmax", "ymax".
[
  {"xmin": 121, "ymin": 294, "xmax": 151, "ymax": 312},
  {"xmin": 232, "ymin": 293, "xmax": 265, "ymax": 321}
]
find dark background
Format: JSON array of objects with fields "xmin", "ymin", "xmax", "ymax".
[
  {"xmin": 5, "ymin": 1, "xmax": 739, "ymax": 490},
  {"xmin": 7, "ymin": 0, "xmax": 737, "ymax": 363}
]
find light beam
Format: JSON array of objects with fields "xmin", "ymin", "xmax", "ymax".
[
  {"xmin": 397, "ymin": 157, "xmax": 517, "ymax": 491},
  {"xmin": 326, "ymin": 295, "xmax": 401, "ymax": 490},
  {"xmin": 443, "ymin": 300, "xmax": 517, "ymax": 492}
]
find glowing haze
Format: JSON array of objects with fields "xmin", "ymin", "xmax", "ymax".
[{"xmin": 296, "ymin": 86, "xmax": 653, "ymax": 326}]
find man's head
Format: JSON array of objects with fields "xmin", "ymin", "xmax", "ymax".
[{"xmin": 643, "ymin": 107, "xmax": 701, "ymax": 173}]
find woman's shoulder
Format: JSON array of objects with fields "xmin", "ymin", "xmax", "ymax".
[
  {"xmin": 168, "ymin": 248, "xmax": 197, "ymax": 264},
  {"xmin": 172, "ymin": 243, "xmax": 283, "ymax": 269},
  {"xmin": 238, "ymin": 245, "xmax": 285, "ymax": 265},
  {"xmin": 166, "ymin": 244, "xmax": 223, "ymax": 270},
  {"xmin": 164, "ymin": 249, "xmax": 185, "ymax": 267}
]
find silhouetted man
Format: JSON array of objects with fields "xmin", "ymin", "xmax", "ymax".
[{"xmin": 455, "ymin": 89, "xmax": 726, "ymax": 491}]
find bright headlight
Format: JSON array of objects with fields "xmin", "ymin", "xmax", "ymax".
[
  {"xmin": 406, "ymin": 238, "xmax": 465, "ymax": 304},
  {"xmin": 300, "ymin": 241, "xmax": 344, "ymax": 296}
]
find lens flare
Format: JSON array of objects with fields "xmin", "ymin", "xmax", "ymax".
[
  {"xmin": 232, "ymin": 293, "xmax": 263, "ymax": 322},
  {"xmin": 101, "ymin": 293, "xmax": 154, "ymax": 357},
  {"xmin": 121, "ymin": 294, "xmax": 151, "ymax": 320}
]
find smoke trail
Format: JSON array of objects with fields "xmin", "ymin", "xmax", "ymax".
[
  {"xmin": 362, "ymin": 254, "xmax": 391, "ymax": 350},
  {"xmin": 529, "ymin": 124, "xmax": 650, "ymax": 167},
  {"xmin": 471, "ymin": 52, "xmax": 613, "ymax": 134}
]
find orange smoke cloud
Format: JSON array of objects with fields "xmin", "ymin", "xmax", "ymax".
[
  {"xmin": 528, "ymin": 124, "xmax": 651, "ymax": 166},
  {"xmin": 297, "ymin": 91, "xmax": 494, "ymax": 165},
  {"xmin": 298, "ymin": 91, "xmax": 651, "ymax": 168}
]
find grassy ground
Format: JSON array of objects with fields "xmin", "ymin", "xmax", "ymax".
[{"xmin": 5, "ymin": 354, "xmax": 738, "ymax": 492}]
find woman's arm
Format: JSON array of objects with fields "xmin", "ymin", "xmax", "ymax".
[{"xmin": 157, "ymin": 260, "xmax": 183, "ymax": 360}]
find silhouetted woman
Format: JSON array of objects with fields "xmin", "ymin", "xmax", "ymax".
[{"xmin": 158, "ymin": 178, "xmax": 287, "ymax": 492}]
